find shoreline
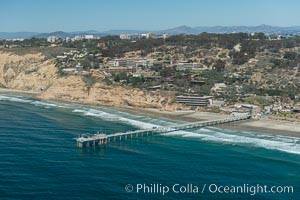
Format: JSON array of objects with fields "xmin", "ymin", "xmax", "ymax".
[
  {"xmin": 1, "ymin": 88, "xmax": 299, "ymax": 138},
  {"xmin": 216, "ymin": 120, "xmax": 300, "ymax": 138},
  {"xmin": 115, "ymin": 106, "xmax": 300, "ymax": 138},
  {"xmin": 0, "ymin": 88, "xmax": 40, "ymax": 97}
]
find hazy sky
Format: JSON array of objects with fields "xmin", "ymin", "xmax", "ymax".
[{"xmin": 1, "ymin": 0, "xmax": 300, "ymax": 32}]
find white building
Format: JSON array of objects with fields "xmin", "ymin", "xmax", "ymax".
[
  {"xmin": 84, "ymin": 35, "xmax": 94, "ymax": 39},
  {"xmin": 120, "ymin": 34, "xmax": 130, "ymax": 40},
  {"xmin": 176, "ymin": 95, "xmax": 213, "ymax": 106},
  {"xmin": 211, "ymin": 83, "xmax": 227, "ymax": 95},
  {"xmin": 47, "ymin": 36, "xmax": 59, "ymax": 43},
  {"xmin": 177, "ymin": 62, "xmax": 200, "ymax": 70},
  {"xmin": 119, "ymin": 34, "xmax": 142, "ymax": 40},
  {"xmin": 140, "ymin": 33, "xmax": 157, "ymax": 39},
  {"xmin": 135, "ymin": 59, "xmax": 154, "ymax": 67},
  {"xmin": 74, "ymin": 35, "xmax": 85, "ymax": 41},
  {"xmin": 162, "ymin": 34, "xmax": 171, "ymax": 39},
  {"xmin": 76, "ymin": 63, "xmax": 83, "ymax": 72},
  {"xmin": 65, "ymin": 37, "xmax": 71, "ymax": 42},
  {"xmin": 108, "ymin": 59, "xmax": 127, "ymax": 67}
]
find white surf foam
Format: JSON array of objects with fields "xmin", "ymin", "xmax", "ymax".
[
  {"xmin": 31, "ymin": 101, "xmax": 58, "ymax": 108},
  {"xmin": 0, "ymin": 94, "xmax": 32, "ymax": 103},
  {"xmin": 163, "ymin": 128, "xmax": 300, "ymax": 155},
  {"xmin": 72, "ymin": 108, "xmax": 163, "ymax": 129},
  {"xmin": 1, "ymin": 94, "xmax": 299, "ymax": 155},
  {"xmin": 71, "ymin": 107, "xmax": 300, "ymax": 155},
  {"xmin": 0, "ymin": 94, "xmax": 70, "ymax": 109}
]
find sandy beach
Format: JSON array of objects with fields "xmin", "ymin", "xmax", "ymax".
[
  {"xmin": 114, "ymin": 106, "xmax": 300, "ymax": 138},
  {"xmin": 219, "ymin": 119, "xmax": 300, "ymax": 138},
  {"xmin": 0, "ymin": 88, "xmax": 40, "ymax": 96},
  {"xmin": 1, "ymin": 89, "xmax": 299, "ymax": 138}
]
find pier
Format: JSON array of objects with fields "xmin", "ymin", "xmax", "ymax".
[{"xmin": 76, "ymin": 114, "xmax": 251, "ymax": 148}]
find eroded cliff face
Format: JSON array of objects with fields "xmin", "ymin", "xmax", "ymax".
[
  {"xmin": 0, "ymin": 52, "xmax": 57, "ymax": 91},
  {"xmin": 0, "ymin": 51, "xmax": 184, "ymax": 111}
]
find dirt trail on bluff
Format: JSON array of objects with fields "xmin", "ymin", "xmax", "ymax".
[{"xmin": 0, "ymin": 51, "xmax": 184, "ymax": 111}]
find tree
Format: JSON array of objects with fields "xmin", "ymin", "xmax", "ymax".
[
  {"xmin": 160, "ymin": 67, "xmax": 176, "ymax": 77},
  {"xmin": 213, "ymin": 59, "xmax": 226, "ymax": 72},
  {"xmin": 284, "ymin": 51, "xmax": 297, "ymax": 60}
]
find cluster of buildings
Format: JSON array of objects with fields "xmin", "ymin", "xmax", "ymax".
[
  {"xmin": 107, "ymin": 58, "xmax": 154, "ymax": 68},
  {"xmin": 102, "ymin": 57, "xmax": 154, "ymax": 73},
  {"xmin": 56, "ymin": 47, "xmax": 156, "ymax": 74},
  {"xmin": 47, "ymin": 34, "xmax": 100, "ymax": 43},
  {"xmin": 176, "ymin": 62, "xmax": 201, "ymax": 70},
  {"xmin": 54, "ymin": 48, "xmax": 300, "ymax": 120},
  {"xmin": 56, "ymin": 49, "xmax": 94, "ymax": 60},
  {"xmin": 56, "ymin": 49, "xmax": 98, "ymax": 73},
  {"xmin": 46, "ymin": 32, "xmax": 171, "ymax": 43},
  {"xmin": 218, "ymin": 101, "xmax": 300, "ymax": 118},
  {"xmin": 175, "ymin": 93, "xmax": 300, "ymax": 118},
  {"xmin": 119, "ymin": 33, "xmax": 170, "ymax": 40},
  {"xmin": 105, "ymin": 59, "xmax": 210, "ymax": 72},
  {"xmin": 66, "ymin": 35, "xmax": 100, "ymax": 42},
  {"xmin": 47, "ymin": 36, "xmax": 60, "ymax": 43},
  {"xmin": 267, "ymin": 104, "xmax": 300, "ymax": 115}
]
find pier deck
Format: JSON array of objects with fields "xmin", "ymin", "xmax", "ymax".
[{"xmin": 76, "ymin": 114, "xmax": 251, "ymax": 148}]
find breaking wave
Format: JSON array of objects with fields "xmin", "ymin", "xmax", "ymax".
[
  {"xmin": 0, "ymin": 94, "xmax": 68, "ymax": 108},
  {"xmin": 71, "ymin": 107, "xmax": 300, "ymax": 155},
  {"xmin": 72, "ymin": 108, "xmax": 166, "ymax": 129},
  {"xmin": 0, "ymin": 94, "xmax": 32, "ymax": 103},
  {"xmin": 163, "ymin": 129, "xmax": 300, "ymax": 155},
  {"xmin": 1, "ymin": 94, "xmax": 300, "ymax": 155},
  {"xmin": 31, "ymin": 101, "xmax": 58, "ymax": 108}
]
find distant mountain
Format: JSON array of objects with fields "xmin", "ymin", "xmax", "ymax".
[
  {"xmin": 69, "ymin": 30, "xmax": 100, "ymax": 35},
  {"xmin": 33, "ymin": 31, "xmax": 73, "ymax": 38},
  {"xmin": 2, "ymin": 25, "xmax": 300, "ymax": 39},
  {"xmin": 69, "ymin": 30, "xmax": 108, "ymax": 36},
  {"xmin": 103, "ymin": 25, "xmax": 300, "ymax": 35},
  {"xmin": 102, "ymin": 29, "xmax": 147, "ymax": 35},
  {"xmin": 194, "ymin": 24, "xmax": 300, "ymax": 34},
  {"xmin": 155, "ymin": 25, "xmax": 199, "ymax": 35}
]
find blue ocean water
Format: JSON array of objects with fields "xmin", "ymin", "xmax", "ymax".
[{"xmin": 0, "ymin": 94, "xmax": 299, "ymax": 200}]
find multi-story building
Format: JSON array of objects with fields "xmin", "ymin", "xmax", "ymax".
[
  {"xmin": 119, "ymin": 34, "xmax": 141, "ymax": 40},
  {"xmin": 47, "ymin": 36, "xmax": 59, "ymax": 43},
  {"xmin": 108, "ymin": 59, "xmax": 127, "ymax": 67},
  {"xmin": 84, "ymin": 35, "xmax": 94, "ymax": 39},
  {"xmin": 105, "ymin": 67, "xmax": 136, "ymax": 73},
  {"xmin": 176, "ymin": 62, "xmax": 201, "ymax": 70},
  {"xmin": 107, "ymin": 58, "xmax": 153, "ymax": 68},
  {"xmin": 211, "ymin": 83, "xmax": 228, "ymax": 96},
  {"xmin": 120, "ymin": 34, "xmax": 130, "ymax": 40},
  {"xmin": 120, "ymin": 33, "xmax": 159, "ymax": 40},
  {"xmin": 176, "ymin": 95, "xmax": 213, "ymax": 106}
]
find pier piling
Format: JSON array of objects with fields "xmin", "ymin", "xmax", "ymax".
[{"xmin": 76, "ymin": 115, "xmax": 251, "ymax": 148}]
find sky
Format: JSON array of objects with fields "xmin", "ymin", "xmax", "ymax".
[{"xmin": 1, "ymin": 0, "xmax": 300, "ymax": 32}]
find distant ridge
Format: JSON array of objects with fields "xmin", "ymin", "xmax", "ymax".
[
  {"xmin": 34, "ymin": 31, "xmax": 73, "ymax": 38},
  {"xmin": 102, "ymin": 29, "xmax": 148, "ymax": 35},
  {"xmin": 1, "ymin": 25, "xmax": 300, "ymax": 39},
  {"xmin": 155, "ymin": 25, "xmax": 199, "ymax": 35},
  {"xmin": 194, "ymin": 24, "xmax": 300, "ymax": 34}
]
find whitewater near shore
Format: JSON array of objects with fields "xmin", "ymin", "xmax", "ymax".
[
  {"xmin": 0, "ymin": 93, "xmax": 299, "ymax": 155},
  {"xmin": 0, "ymin": 88, "xmax": 299, "ymax": 138},
  {"xmin": 117, "ymin": 107, "xmax": 300, "ymax": 138}
]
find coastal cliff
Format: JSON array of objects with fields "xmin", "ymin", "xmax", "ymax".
[{"xmin": 0, "ymin": 51, "xmax": 184, "ymax": 111}]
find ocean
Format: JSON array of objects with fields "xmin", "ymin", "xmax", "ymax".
[{"xmin": 0, "ymin": 94, "xmax": 299, "ymax": 200}]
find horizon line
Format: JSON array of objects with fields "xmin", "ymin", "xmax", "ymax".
[{"xmin": 3, "ymin": 24, "xmax": 300, "ymax": 33}]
